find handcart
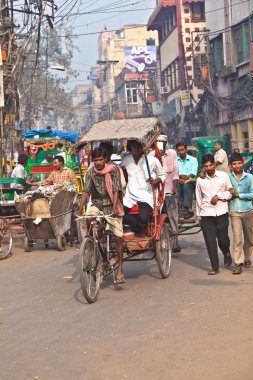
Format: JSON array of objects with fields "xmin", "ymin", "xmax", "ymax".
[{"xmin": 15, "ymin": 190, "xmax": 76, "ymax": 252}]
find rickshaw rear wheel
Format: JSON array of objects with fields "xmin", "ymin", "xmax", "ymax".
[
  {"xmin": 0, "ymin": 218, "xmax": 13, "ymax": 260},
  {"xmin": 155, "ymin": 223, "xmax": 171, "ymax": 278},
  {"xmin": 56, "ymin": 235, "xmax": 67, "ymax": 251},
  {"xmin": 80, "ymin": 237, "xmax": 102, "ymax": 303},
  {"xmin": 24, "ymin": 236, "xmax": 33, "ymax": 252}
]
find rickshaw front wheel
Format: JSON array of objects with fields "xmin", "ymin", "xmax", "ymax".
[
  {"xmin": 80, "ymin": 237, "xmax": 102, "ymax": 303},
  {"xmin": 0, "ymin": 217, "xmax": 13, "ymax": 260},
  {"xmin": 155, "ymin": 223, "xmax": 172, "ymax": 278}
]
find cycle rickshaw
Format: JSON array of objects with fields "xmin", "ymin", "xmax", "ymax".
[{"xmin": 77, "ymin": 117, "xmax": 172, "ymax": 303}]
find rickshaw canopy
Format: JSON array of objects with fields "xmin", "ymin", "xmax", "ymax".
[
  {"xmin": 78, "ymin": 117, "xmax": 166, "ymax": 149},
  {"xmin": 21, "ymin": 129, "xmax": 80, "ymax": 143}
]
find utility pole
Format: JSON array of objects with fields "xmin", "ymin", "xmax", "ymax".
[{"xmin": 0, "ymin": 0, "xmax": 6, "ymax": 176}]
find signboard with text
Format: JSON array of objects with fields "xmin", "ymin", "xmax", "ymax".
[
  {"xmin": 124, "ymin": 46, "xmax": 156, "ymax": 74},
  {"xmin": 180, "ymin": 90, "xmax": 190, "ymax": 107}
]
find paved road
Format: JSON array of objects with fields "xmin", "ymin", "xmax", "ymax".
[{"xmin": 1, "ymin": 232, "xmax": 253, "ymax": 380}]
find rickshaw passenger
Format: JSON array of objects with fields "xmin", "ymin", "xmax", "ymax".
[
  {"xmin": 56, "ymin": 143, "xmax": 67, "ymax": 162},
  {"xmin": 122, "ymin": 140, "xmax": 165, "ymax": 237},
  {"xmin": 78, "ymin": 147, "xmax": 125, "ymax": 284},
  {"xmin": 176, "ymin": 142, "xmax": 198, "ymax": 219}
]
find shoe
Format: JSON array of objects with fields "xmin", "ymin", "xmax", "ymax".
[
  {"xmin": 232, "ymin": 265, "xmax": 242, "ymax": 274},
  {"xmin": 208, "ymin": 270, "xmax": 219, "ymax": 275},
  {"xmin": 224, "ymin": 252, "xmax": 232, "ymax": 267},
  {"xmin": 244, "ymin": 260, "xmax": 251, "ymax": 268},
  {"xmin": 183, "ymin": 211, "xmax": 194, "ymax": 219},
  {"xmin": 172, "ymin": 244, "xmax": 181, "ymax": 253}
]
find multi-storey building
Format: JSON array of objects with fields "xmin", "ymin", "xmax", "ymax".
[
  {"xmin": 205, "ymin": 0, "xmax": 253, "ymax": 152},
  {"xmin": 148, "ymin": 0, "xmax": 207, "ymax": 140},
  {"xmin": 97, "ymin": 25, "xmax": 158, "ymax": 120}
]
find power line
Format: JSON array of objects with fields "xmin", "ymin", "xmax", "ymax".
[{"xmin": 43, "ymin": 0, "xmax": 250, "ymax": 38}]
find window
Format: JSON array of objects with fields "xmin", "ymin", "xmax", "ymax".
[
  {"xmin": 191, "ymin": 3, "xmax": 205, "ymax": 22},
  {"xmin": 163, "ymin": 59, "xmax": 179, "ymax": 91},
  {"xmin": 159, "ymin": 6, "xmax": 177, "ymax": 41},
  {"xmin": 233, "ymin": 22, "xmax": 249, "ymax": 64},
  {"xmin": 146, "ymin": 38, "xmax": 156, "ymax": 46},
  {"xmin": 211, "ymin": 35, "xmax": 224, "ymax": 72},
  {"xmin": 193, "ymin": 55, "xmax": 202, "ymax": 83},
  {"xmin": 126, "ymin": 84, "xmax": 138, "ymax": 103}
]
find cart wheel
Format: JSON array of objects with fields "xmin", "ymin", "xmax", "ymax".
[
  {"xmin": 56, "ymin": 235, "xmax": 67, "ymax": 251},
  {"xmin": 155, "ymin": 223, "xmax": 171, "ymax": 278},
  {"xmin": 0, "ymin": 218, "xmax": 13, "ymax": 260},
  {"xmin": 24, "ymin": 237, "xmax": 33, "ymax": 252},
  {"xmin": 80, "ymin": 237, "xmax": 102, "ymax": 303}
]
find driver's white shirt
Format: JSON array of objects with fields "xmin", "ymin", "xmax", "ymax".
[{"xmin": 121, "ymin": 154, "xmax": 165, "ymax": 209}]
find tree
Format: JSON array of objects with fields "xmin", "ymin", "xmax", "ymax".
[{"xmin": 18, "ymin": 24, "xmax": 80, "ymax": 131}]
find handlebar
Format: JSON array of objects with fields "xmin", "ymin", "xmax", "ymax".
[{"xmin": 75, "ymin": 213, "xmax": 114, "ymax": 221}]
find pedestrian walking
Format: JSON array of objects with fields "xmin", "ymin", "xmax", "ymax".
[
  {"xmin": 196, "ymin": 154, "xmax": 233, "ymax": 275},
  {"xmin": 229, "ymin": 152, "xmax": 253, "ymax": 274}
]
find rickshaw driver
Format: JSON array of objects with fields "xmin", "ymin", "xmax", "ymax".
[
  {"xmin": 122, "ymin": 140, "xmax": 165, "ymax": 237},
  {"xmin": 77, "ymin": 147, "xmax": 125, "ymax": 284}
]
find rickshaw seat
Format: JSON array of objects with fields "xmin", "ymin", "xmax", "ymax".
[{"xmin": 128, "ymin": 205, "xmax": 140, "ymax": 214}]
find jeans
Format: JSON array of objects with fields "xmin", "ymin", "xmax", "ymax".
[
  {"xmin": 201, "ymin": 213, "xmax": 230, "ymax": 271},
  {"xmin": 123, "ymin": 202, "xmax": 152, "ymax": 233},
  {"xmin": 178, "ymin": 183, "xmax": 195, "ymax": 209}
]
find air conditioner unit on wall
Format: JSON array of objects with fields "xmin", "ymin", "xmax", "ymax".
[{"xmin": 159, "ymin": 86, "xmax": 170, "ymax": 95}]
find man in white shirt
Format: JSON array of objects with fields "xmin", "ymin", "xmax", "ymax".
[
  {"xmin": 41, "ymin": 152, "xmax": 54, "ymax": 181},
  {"xmin": 122, "ymin": 140, "xmax": 165, "ymax": 237},
  {"xmin": 214, "ymin": 140, "xmax": 230, "ymax": 173},
  {"xmin": 196, "ymin": 154, "xmax": 233, "ymax": 275},
  {"xmin": 11, "ymin": 153, "xmax": 32, "ymax": 188}
]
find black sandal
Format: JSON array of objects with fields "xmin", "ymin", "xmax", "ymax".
[{"xmin": 244, "ymin": 260, "xmax": 251, "ymax": 268}]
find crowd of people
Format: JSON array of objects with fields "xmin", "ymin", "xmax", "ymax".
[
  {"xmin": 76, "ymin": 136, "xmax": 253, "ymax": 283},
  {"xmin": 10, "ymin": 136, "xmax": 253, "ymax": 283}
]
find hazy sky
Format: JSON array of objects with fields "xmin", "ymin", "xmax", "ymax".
[{"xmin": 61, "ymin": 0, "xmax": 156, "ymax": 89}]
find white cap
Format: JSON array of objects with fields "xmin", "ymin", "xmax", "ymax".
[{"xmin": 157, "ymin": 134, "xmax": 168, "ymax": 143}]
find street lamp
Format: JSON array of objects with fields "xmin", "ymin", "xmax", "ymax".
[{"xmin": 49, "ymin": 65, "xmax": 65, "ymax": 71}]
